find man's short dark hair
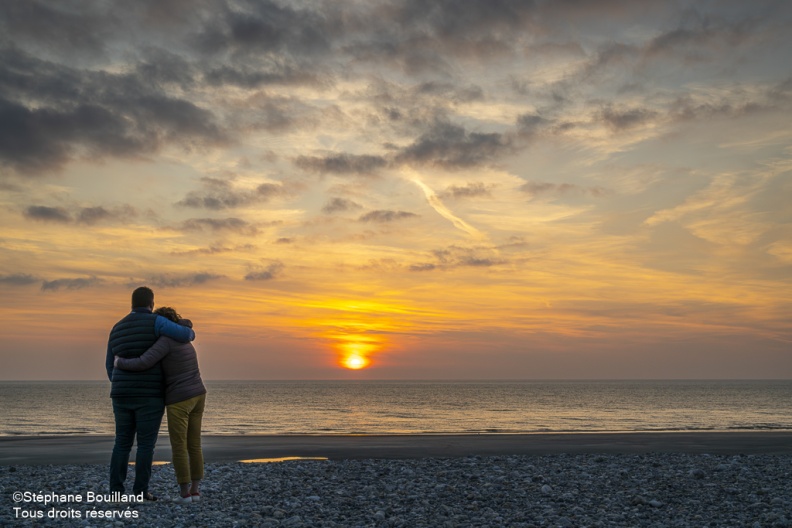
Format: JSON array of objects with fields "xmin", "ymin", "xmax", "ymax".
[{"xmin": 131, "ymin": 286, "xmax": 154, "ymax": 308}]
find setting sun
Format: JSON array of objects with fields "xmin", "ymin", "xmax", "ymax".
[
  {"xmin": 342, "ymin": 354, "xmax": 370, "ymax": 370},
  {"xmin": 337, "ymin": 340, "xmax": 378, "ymax": 370},
  {"xmin": 333, "ymin": 335, "xmax": 382, "ymax": 371}
]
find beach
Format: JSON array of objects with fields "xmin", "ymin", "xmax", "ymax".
[{"xmin": 2, "ymin": 433, "xmax": 792, "ymax": 526}]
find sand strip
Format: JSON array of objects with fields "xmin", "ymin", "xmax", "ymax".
[{"xmin": 2, "ymin": 432, "xmax": 792, "ymax": 465}]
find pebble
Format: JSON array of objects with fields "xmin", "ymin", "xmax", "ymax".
[{"xmin": 1, "ymin": 453, "xmax": 791, "ymax": 527}]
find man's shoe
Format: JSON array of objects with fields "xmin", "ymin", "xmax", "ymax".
[
  {"xmin": 190, "ymin": 492, "xmax": 201, "ymax": 503},
  {"xmin": 174, "ymin": 495, "xmax": 192, "ymax": 504}
]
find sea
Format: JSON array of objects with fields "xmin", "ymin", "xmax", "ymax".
[{"xmin": 1, "ymin": 380, "xmax": 791, "ymax": 436}]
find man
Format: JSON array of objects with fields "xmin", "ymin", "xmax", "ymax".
[{"xmin": 105, "ymin": 286, "xmax": 195, "ymax": 500}]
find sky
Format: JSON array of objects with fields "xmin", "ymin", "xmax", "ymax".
[{"xmin": 1, "ymin": 0, "xmax": 791, "ymax": 380}]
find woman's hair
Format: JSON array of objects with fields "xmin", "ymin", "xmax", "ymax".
[{"xmin": 154, "ymin": 306, "xmax": 181, "ymax": 323}]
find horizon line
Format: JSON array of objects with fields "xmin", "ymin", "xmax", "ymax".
[{"xmin": 2, "ymin": 378, "xmax": 791, "ymax": 383}]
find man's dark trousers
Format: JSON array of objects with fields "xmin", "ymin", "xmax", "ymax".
[{"xmin": 109, "ymin": 397, "xmax": 165, "ymax": 494}]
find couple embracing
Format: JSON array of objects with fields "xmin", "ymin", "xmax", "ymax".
[{"xmin": 105, "ymin": 286, "xmax": 206, "ymax": 504}]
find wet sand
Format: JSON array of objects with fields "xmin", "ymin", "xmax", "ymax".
[{"xmin": 2, "ymin": 432, "xmax": 792, "ymax": 465}]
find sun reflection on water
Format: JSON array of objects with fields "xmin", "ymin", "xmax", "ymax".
[{"xmin": 239, "ymin": 457, "xmax": 328, "ymax": 463}]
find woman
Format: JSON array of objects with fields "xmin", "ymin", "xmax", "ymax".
[{"xmin": 114, "ymin": 306, "xmax": 207, "ymax": 504}]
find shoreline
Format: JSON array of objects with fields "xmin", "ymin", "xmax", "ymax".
[{"xmin": 3, "ymin": 431, "xmax": 792, "ymax": 465}]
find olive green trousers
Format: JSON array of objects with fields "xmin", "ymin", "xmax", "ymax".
[{"xmin": 166, "ymin": 394, "xmax": 206, "ymax": 484}]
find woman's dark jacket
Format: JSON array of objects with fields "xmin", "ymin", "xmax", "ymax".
[{"xmin": 115, "ymin": 335, "xmax": 206, "ymax": 405}]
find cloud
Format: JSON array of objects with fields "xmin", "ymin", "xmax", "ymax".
[
  {"xmin": 41, "ymin": 276, "xmax": 102, "ymax": 291},
  {"xmin": 769, "ymin": 76, "xmax": 792, "ymax": 102},
  {"xmin": 339, "ymin": 25, "xmax": 456, "ymax": 75},
  {"xmin": 222, "ymin": 94, "xmax": 319, "ymax": 133},
  {"xmin": 295, "ymin": 153, "xmax": 388, "ymax": 175},
  {"xmin": 0, "ymin": 180, "xmax": 22, "ymax": 191},
  {"xmin": 204, "ymin": 63, "xmax": 323, "ymax": 89},
  {"xmin": 185, "ymin": 2, "xmax": 344, "ymax": 95},
  {"xmin": 194, "ymin": 1, "xmax": 333, "ymax": 57},
  {"xmin": 358, "ymin": 210, "xmax": 418, "ymax": 223},
  {"xmin": 411, "ymin": 81, "xmax": 484, "ymax": 103},
  {"xmin": 516, "ymin": 111, "xmax": 580, "ymax": 137},
  {"xmin": 566, "ymin": 5, "xmax": 784, "ymax": 90},
  {"xmin": 600, "ymin": 105, "xmax": 659, "ymax": 131},
  {"xmin": 399, "ymin": 0, "xmax": 537, "ymax": 36},
  {"xmin": 146, "ymin": 272, "xmax": 225, "ymax": 288},
  {"xmin": 294, "ymin": 118, "xmax": 520, "ymax": 178},
  {"xmin": 516, "ymin": 113, "xmax": 551, "ymax": 137},
  {"xmin": 77, "ymin": 206, "xmax": 114, "ymax": 225},
  {"xmin": 499, "ymin": 235, "xmax": 529, "ymax": 249},
  {"xmin": 344, "ymin": 0, "xmax": 538, "ymax": 70},
  {"xmin": 178, "ymin": 217, "xmax": 260, "ymax": 235},
  {"xmin": 77, "ymin": 205, "xmax": 137, "ymax": 225},
  {"xmin": 24, "ymin": 204, "xmax": 137, "ymax": 225},
  {"xmin": 413, "ymin": 245, "xmax": 506, "ymax": 271},
  {"xmin": 294, "ymin": 111, "xmax": 531, "ymax": 178},
  {"xmin": 245, "ymin": 262, "xmax": 284, "ymax": 281},
  {"xmin": 0, "ymin": 273, "xmax": 39, "ymax": 285},
  {"xmin": 359, "ymin": 78, "xmax": 482, "ymax": 129},
  {"xmin": 170, "ymin": 244, "xmax": 256, "ymax": 256},
  {"xmin": 520, "ymin": 181, "xmax": 607, "ymax": 198},
  {"xmin": 322, "ymin": 197, "xmax": 363, "ymax": 214},
  {"xmin": 253, "ymin": 100, "xmax": 304, "ymax": 131},
  {"xmin": 343, "ymin": 1, "xmax": 738, "ymax": 77},
  {"xmin": 178, "ymin": 177, "xmax": 283, "ymax": 210},
  {"xmin": 434, "ymin": 248, "xmax": 500, "ymax": 267},
  {"xmin": 10, "ymin": 1, "xmax": 765, "ymax": 180},
  {"xmin": 643, "ymin": 173, "xmax": 773, "ymax": 248},
  {"xmin": 439, "ymin": 182, "xmax": 493, "ymax": 200},
  {"xmin": 0, "ymin": 0, "xmax": 116, "ymax": 58},
  {"xmin": 134, "ymin": 49, "xmax": 197, "ymax": 91},
  {"xmin": 24, "ymin": 205, "xmax": 72, "ymax": 223},
  {"xmin": 396, "ymin": 121, "xmax": 513, "ymax": 168},
  {"xmin": 0, "ymin": 47, "xmax": 226, "ymax": 175},
  {"xmin": 668, "ymin": 93, "xmax": 771, "ymax": 123},
  {"xmin": 411, "ymin": 176, "xmax": 485, "ymax": 240},
  {"xmin": 644, "ymin": 15, "xmax": 755, "ymax": 61},
  {"xmin": 579, "ymin": 42, "xmax": 641, "ymax": 81}
]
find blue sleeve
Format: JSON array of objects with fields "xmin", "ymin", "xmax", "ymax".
[
  {"xmin": 105, "ymin": 336, "xmax": 114, "ymax": 381},
  {"xmin": 155, "ymin": 315, "xmax": 195, "ymax": 342}
]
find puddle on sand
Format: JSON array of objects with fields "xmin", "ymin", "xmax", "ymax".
[{"xmin": 239, "ymin": 457, "xmax": 328, "ymax": 463}]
